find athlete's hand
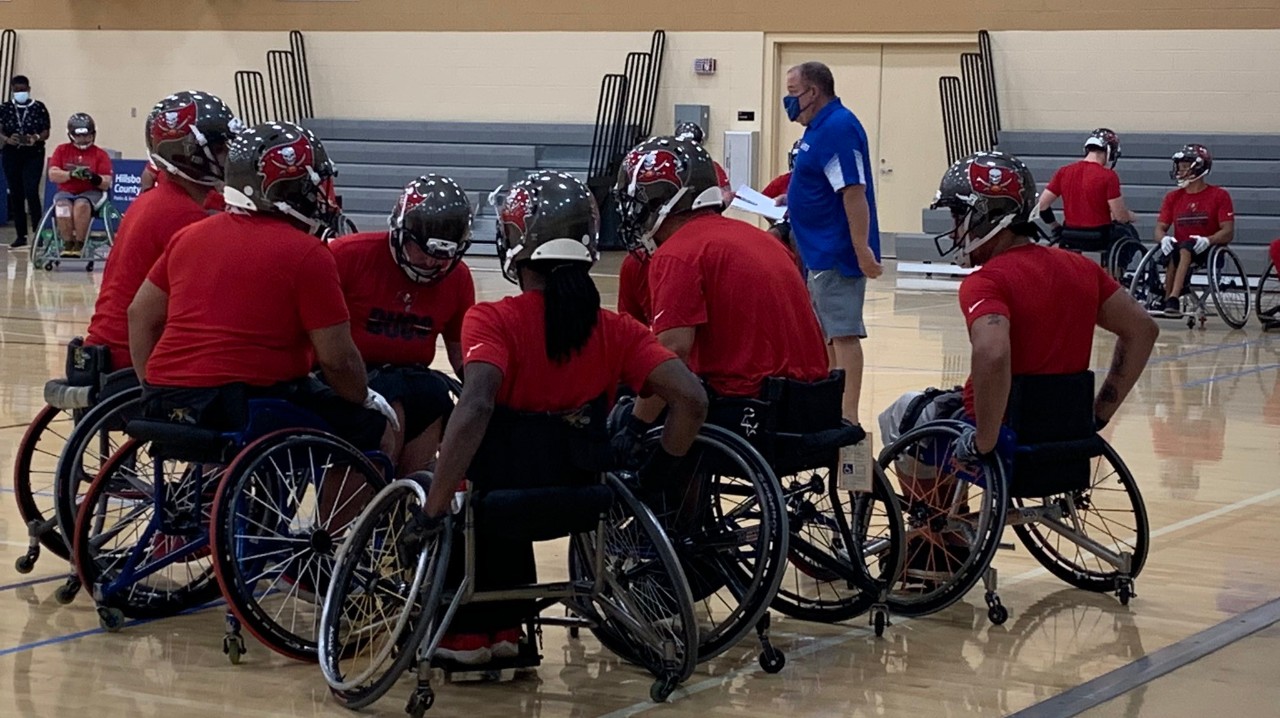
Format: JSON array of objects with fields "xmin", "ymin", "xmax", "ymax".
[
  {"xmin": 363, "ymin": 388, "xmax": 400, "ymax": 432},
  {"xmin": 857, "ymin": 246, "xmax": 884, "ymax": 279},
  {"xmin": 1160, "ymin": 235, "xmax": 1177, "ymax": 255},
  {"xmin": 1191, "ymin": 235, "xmax": 1211, "ymax": 255}
]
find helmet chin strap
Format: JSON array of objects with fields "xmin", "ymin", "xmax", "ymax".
[
  {"xmin": 956, "ymin": 212, "xmax": 1015, "ymax": 268},
  {"xmin": 638, "ymin": 186, "xmax": 688, "ymax": 249}
]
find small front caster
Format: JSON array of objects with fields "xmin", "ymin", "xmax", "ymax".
[
  {"xmin": 759, "ymin": 647, "xmax": 786, "ymax": 673},
  {"xmin": 54, "ymin": 578, "xmax": 81, "ymax": 605},
  {"xmin": 97, "ymin": 606, "xmax": 126, "ymax": 632},
  {"xmin": 650, "ymin": 675, "xmax": 678, "ymax": 703},
  {"xmin": 1117, "ymin": 578, "xmax": 1135, "ymax": 606},
  {"xmin": 223, "ymin": 632, "xmax": 247, "ymax": 665},
  {"xmin": 14, "ymin": 552, "xmax": 36, "ymax": 574},
  {"xmin": 872, "ymin": 607, "xmax": 889, "ymax": 637},
  {"xmin": 985, "ymin": 591, "xmax": 1008, "ymax": 625},
  {"xmin": 406, "ymin": 685, "xmax": 435, "ymax": 717}
]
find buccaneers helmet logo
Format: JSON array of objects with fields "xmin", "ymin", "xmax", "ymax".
[
  {"xmin": 501, "ymin": 186, "xmax": 535, "ymax": 235},
  {"xmin": 628, "ymin": 149, "xmax": 682, "ymax": 191},
  {"xmin": 969, "ymin": 163, "xmax": 1022, "ymax": 200},
  {"xmin": 398, "ymin": 185, "xmax": 430, "ymax": 217},
  {"xmin": 260, "ymin": 136, "xmax": 314, "ymax": 191},
  {"xmin": 151, "ymin": 102, "xmax": 198, "ymax": 143}
]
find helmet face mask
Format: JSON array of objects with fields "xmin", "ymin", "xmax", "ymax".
[
  {"xmin": 389, "ymin": 174, "xmax": 473, "ymax": 284},
  {"xmin": 930, "ymin": 151, "xmax": 1037, "ymax": 268},
  {"xmin": 1170, "ymin": 144, "xmax": 1212, "ymax": 188}
]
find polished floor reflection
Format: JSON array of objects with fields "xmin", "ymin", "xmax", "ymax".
[{"xmin": 0, "ymin": 247, "xmax": 1277, "ymax": 717}]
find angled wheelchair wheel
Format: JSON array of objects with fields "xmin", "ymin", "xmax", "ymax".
[
  {"xmin": 624, "ymin": 424, "xmax": 787, "ymax": 663},
  {"xmin": 1011, "ymin": 441, "xmax": 1148, "ymax": 593},
  {"xmin": 879, "ymin": 420, "xmax": 1008, "ymax": 617},
  {"xmin": 12, "ymin": 404, "xmax": 78, "ymax": 562},
  {"xmin": 73, "ymin": 440, "xmax": 222, "ymax": 619},
  {"xmin": 1127, "ymin": 245, "xmax": 1169, "ymax": 313},
  {"xmin": 1205, "ymin": 246, "xmax": 1251, "ymax": 329},
  {"xmin": 54, "ymin": 386, "xmax": 145, "ymax": 547},
  {"xmin": 211, "ymin": 428, "xmax": 388, "ymax": 662},
  {"xmin": 772, "ymin": 464, "xmax": 904, "ymax": 623},
  {"xmin": 568, "ymin": 474, "xmax": 699, "ymax": 685},
  {"xmin": 1106, "ymin": 237, "xmax": 1146, "ymax": 287},
  {"xmin": 1257, "ymin": 262, "xmax": 1280, "ymax": 328},
  {"xmin": 319, "ymin": 479, "xmax": 451, "ymax": 710}
]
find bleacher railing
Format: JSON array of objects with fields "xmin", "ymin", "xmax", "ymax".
[
  {"xmin": 1, "ymin": 30, "xmax": 17, "ymax": 101},
  {"xmin": 939, "ymin": 30, "xmax": 1001, "ymax": 166},
  {"xmin": 587, "ymin": 30, "xmax": 666, "ymax": 200},
  {"xmin": 233, "ymin": 30, "xmax": 315, "ymax": 126}
]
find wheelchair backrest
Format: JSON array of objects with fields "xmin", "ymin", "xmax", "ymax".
[
  {"xmin": 468, "ymin": 395, "xmax": 612, "ymax": 492},
  {"xmin": 707, "ymin": 371, "xmax": 849, "ymax": 473}
]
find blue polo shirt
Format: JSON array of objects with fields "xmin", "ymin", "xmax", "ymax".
[{"xmin": 788, "ymin": 98, "xmax": 880, "ymax": 277}]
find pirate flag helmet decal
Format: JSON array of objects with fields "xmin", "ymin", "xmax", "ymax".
[{"xmin": 930, "ymin": 151, "xmax": 1037, "ymax": 267}]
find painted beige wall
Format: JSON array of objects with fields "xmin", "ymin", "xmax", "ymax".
[
  {"xmin": 13, "ymin": 30, "xmax": 764, "ymax": 161},
  {"xmin": 992, "ymin": 30, "xmax": 1280, "ymax": 132}
]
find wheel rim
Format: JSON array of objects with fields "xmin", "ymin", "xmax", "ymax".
[{"xmin": 1209, "ymin": 248, "xmax": 1250, "ymax": 328}]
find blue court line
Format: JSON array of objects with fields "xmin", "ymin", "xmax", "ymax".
[
  {"xmin": 1183, "ymin": 362, "xmax": 1280, "ymax": 388},
  {"xmin": 1148, "ymin": 338, "xmax": 1258, "ymax": 366},
  {"xmin": 0, "ymin": 575, "xmax": 63, "ymax": 593},
  {"xmin": 0, "ymin": 597, "xmax": 227, "ymax": 659}
]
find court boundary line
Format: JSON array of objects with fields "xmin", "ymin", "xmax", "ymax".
[
  {"xmin": 1007, "ymin": 595, "xmax": 1280, "ymax": 718},
  {"xmin": 598, "ymin": 485, "xmax": 1280, "ymax": 718}
]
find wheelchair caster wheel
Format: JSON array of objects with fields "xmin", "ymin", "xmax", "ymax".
[
  {"xmin": 97, "ymin": 607, "xmax": 126, "ymax": 632},
  {"xmin": 85, "ymin": 262, "xmax": 94, "ymax": 272},
  {"xmin": 988, "ymin": 604, "xmax": 1009, "ymax": 625},
  {"xmin": 873, "ymin": 609, "xmax": 888, "ymax": 638},
  {"xmin": 14, "ymin": 553, "xmax": 36, "ymax": 574},
  {"xmin": 1117, "ymin": 580, "xmax": 1135, "ymax": 606},
  {"xmin": 406, "ymin": 686, "xmax": 434, "ymax": 717},
  {"xmin": 43, "ymin": 261, "xmax": 54, "ymax": 272},
  {"xmin": 223, "ymin": 633, "xmax": 247, "ymax": 665},
  {"xmin": 650, "ymin": 676, "xmax": 678, "ymax": 703},
  {"xmin": 54, "ymin": 580, "xmax": 80, "ymax": 605},
  {"xmin": 759, "ymin": 648, "xmax": 786, "ymax": 674}
]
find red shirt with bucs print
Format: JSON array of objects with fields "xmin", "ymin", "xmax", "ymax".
[
  {"xmin": 1158, "ymin": 185, "xmax": 1234, "ymax": 243},
  {"xmin": 331, "ymin": 231, "xmax": 475, "ymax": 366}
]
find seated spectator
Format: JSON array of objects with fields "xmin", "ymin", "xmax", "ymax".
[{"xmin": 46, "ymin": 113, "xmax": 112, "ymax": 256}]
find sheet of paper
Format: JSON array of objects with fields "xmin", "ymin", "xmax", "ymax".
[{"xmin": 730, "ymin": 196, "xmax": 787, "ymax": 221}]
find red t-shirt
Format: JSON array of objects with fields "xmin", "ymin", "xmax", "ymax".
[
  {"xmin": 85, "ymin": 174, "xmax": 209, "ymax": 370},
  {"xmin": 648, "ymin": 214, "xmax": 829, "ymax": 397},
  {"xmin": 617, "ymin": 252, "xmax": 652, "ymax": 325},
  {"xmin": 461, "ymin": 292, "xmax": 675, "ymax": 413},
  {"xmin": 1046, "ymin": 160, "xmax": 1121, "ymax": 229},
  {"xmin": 762, "ymin": 172, "xmax": 791, "ymax": 200},
  {"xmin": 50, "ymin": 143, "xmax": 113, "ymax": 195},
  {"xmin": 332, "ymin": 232, "xmax": 475, "ymax": 366},
  {"xmin": 713, "ymin": 161, "xmax": 728, "ymax": 188},
  {"xmin": 959, "ymin": 243, "xmax": 1122, "ymax": 415},
  {"xmin": 204, "ymin": 190, "xmax": 226, "ymax": 213},
  {"xmin": 145, "ymin": 213, "xmax": 350, "ymax": 388},
  {"xmin": 1270, "ymin": 238, "xmax": 1280, "ymax": 269},
  {"xmin": 1158, "ymin": 185, "xmax": 1234, "ymax": 243}
]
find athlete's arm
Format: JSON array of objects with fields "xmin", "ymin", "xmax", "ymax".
[
  {"xmin": 127, "ymin": 280, "xmax": 169, "ymax": 382},
  {"xmin": 1208, "ymin": 220, "xmax": 1234, "ymax": 246},
  {"xmin": 425, "ymin": 360, "xmax": 500, "ymax": 517},
  {"xmin": 643, "ymin": 358, "xmax": 709, "ymax": 457},
  {"xmin": 445, "ymin": 340, "xmax": 465, "ymax": 379},
  {"xmin": 967, "ymin": 313, "xmax": 1012, "ymax": 453},
  {"xmin": 1108, "ymin": 196, "xmax": 1136, "ymax": 224},
  {"xmin": 631, "ymin": 327, "xmax": 696, "ymax": 424},
  {"xmin": 1036, "ymin": 188, "xmax": 1061, "ymax": 230},
  {"xmin": 1153, "ymin": 221, "xmax": 1171, "ymax": 243},
  {"xmin": 1094, "ymin": 291, "xmax": 1158, "ymax": 424},
  {"xmin": 309, "ymin": 322, "xmax": 369, "ymax": 404}
]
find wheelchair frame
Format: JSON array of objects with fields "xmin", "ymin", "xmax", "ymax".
[
  {"xmin": 1049, "ymin": 223, "xmax": 1146, "ymax": 285},
  {"xmin": 1256, "ymin": 261, "xmax": 1280, "ymax": 329},
  {"xmin": 1129, "ymin": 243, "xmax": 1252, "ymax": 329},
  {"xmin": 30, "ymin": 195, "xmax": 121, "ymax": 272}
]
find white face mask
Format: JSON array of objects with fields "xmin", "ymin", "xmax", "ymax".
[{"xmin": 11, "ymin": 91, "xmax": 29, "ymax": 104}]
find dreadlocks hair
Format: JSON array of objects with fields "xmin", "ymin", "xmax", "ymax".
[{"xmin": 529, "ymin": 259, "xmax": 600, "ymax": 364}]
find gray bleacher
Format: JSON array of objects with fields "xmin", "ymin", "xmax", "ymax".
[
  {"xmin": 303, "ymin": 119, "xmax": 597, "ymax": 256},
  {"xmin": 895, "ymin": 130, "xmax": 1280, "ymax": 275}
]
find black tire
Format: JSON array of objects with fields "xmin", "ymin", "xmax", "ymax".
[
  {"xmin": 1256, "ymin": 262, "xmax": 1280, "ymax": 327},
  {"xmin": 1207, "ymin": 246, "xmax": 1251, "ymax": 329},
  {"xmin": 568, "ymin": 474, "xmax": 700, "ymax": 683},
  {"xmin": 319, "ymin": 479, "xmax": 451, "ymax": 710},
  {"xmin": 211, "ymin": 429, "xmax": 388, "ymax": 662},
  {"xmin": 54, "ymin": 386, "xmax": 144, "ymax": 544},
  {"xmin": 1106, "ymin": 237, "xmax": 1146, "ymax": 286},
  {"xmin": 1011, "ymin": 441, "xmax": 1148, "ymax": 592},
  {"xmin": 772, "ymin": 464, "xmax": 904, "ymax": 623},
  {"xmin": 73, "ymin": 439, "xmax": 221, "ymax": 618},
  {"xmin": 1127, "ymin": 246, "xmax": 1168, "ymax": 312},
  {"xmin": 880, "ymin": 420, "xmax": 1008, "ymax": 618},
  {"xmin": 13, "ymin": 404, "xmax": 77, "ymax": 560}
]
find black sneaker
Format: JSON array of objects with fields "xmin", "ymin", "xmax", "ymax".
[
  {"xmin": 1163, "ymin": 297, "xmax": 1181, "ymax": 317},
  {"xmin": 9, "ymin": 236, "xmax": 27, "ymax": 249}
]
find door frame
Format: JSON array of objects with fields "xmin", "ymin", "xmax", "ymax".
[{"xmin": 762, "ymin": 33, "xmax": 976, "ymax": 182}]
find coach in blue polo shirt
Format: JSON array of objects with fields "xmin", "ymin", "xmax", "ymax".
[{"xmin": 784, "ymin": 60, "xmax": 882, "ymax": 426}]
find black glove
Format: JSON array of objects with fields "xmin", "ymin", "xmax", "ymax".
[
  {"xmin": 89, "ymin": 172, "xmax": 104, "ymax": 188},
  {"xmin": 610, "ymin": 410, "xmax": 652, "ymax": 470}
]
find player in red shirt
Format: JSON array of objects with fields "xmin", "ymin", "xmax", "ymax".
[
  {"xmin": 613, "ymin": 136, "xmax": 830, "ymax": 428},
  {"xmin": 46, "ymin": 113, "xmax": 113, "ymax": 256},
  {"xmin": 332, "ymin": 174, "xmax": 476, "ymax": 474},
  {"xmin": 127, "ymin": 122, "xmax": 397, "ymax": 452},
  {"xmin": 765, "ymin": 139, "xmax": 804, "ymax": 267},
  {"xmin": 84, "ymin": 91, "xmax": 240, "ymax": 374},
  {"xmin": 931, "ymin": 151, "xmax": 1158, "ymax": 456},
  {"xmin": 616, "ymin": 249, "xmax": 651, "ymax": 324},
  {"xmin": 1154, "ymin": 144, "xmax": 1235, "ymax": 316},
  {"xmin": 417, "ymin": 171, "xmax": 707, "ymax": 664}
]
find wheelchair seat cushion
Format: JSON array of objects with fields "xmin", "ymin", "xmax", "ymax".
[
  {"xmin": 706, "ymin": 371, "xmax": 846, "ymax": 466},
  {"xmin": 473, "ymin": 485, "xmax": 614, "ymax": 542},
  {"xmin": 124, "ymin": 418, "xmax": 232, "ymax": 463},
  {"xmin": 1058, "ymin": 225, "xmax": 1112, "ymax": 253}
]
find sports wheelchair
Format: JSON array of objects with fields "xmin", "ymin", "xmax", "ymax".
[
  {"xmin": 1129, "ymin": 243, "xmax": 1251, "ymax": 329},
  {"xmin": 11, "ymin": 338, "xmax": 137, "ymax": 586},
  {"xmin": 877, "ymin": 372, "xmax": 1149, "ymax": 625},
  {"xmin": 692, "ymin": 371, "xmax": 904, "ymax": 637},
  {"xmin": 317, "ymin": 399, "xmax": 699, "ymax": 715},
  {"xmin": 1256, "ymin": 258, "xmax": 1280, "ymax": 330},
  {"xmin": 30, "ymin": 195, "xmax": 122, "ymax": 272},
  {"xmin": 1049, "ymin": 222, "xmax": 1146, "ymax": 285}
]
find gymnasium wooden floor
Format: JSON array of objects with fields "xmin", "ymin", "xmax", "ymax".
[{"xmin": 0, "ymin": 246, "xmax": 1277, "ymax": 717}]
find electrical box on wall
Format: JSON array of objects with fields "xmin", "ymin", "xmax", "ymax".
[
  {"xmin": 674, "ymin": 104, "xmax": 710, "ymax": 134},
  {"xmin": 693, "ymin": 58, "xmax": 717, "ymax": 75},
  {"xmin": 723, "ymin": 130, "xmax": 759, "ymax": 191}
]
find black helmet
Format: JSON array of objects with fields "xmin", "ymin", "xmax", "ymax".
[
  {"xmin": 930, "ymin": 151, "xmax": 1038, "ymax": 267},
  {"xmin": 148, "ymin": 91, "xmax": 241, "ymax": 186},
  {"xmin": 788, "ymin": 138, "xmax": 802, "ymax": 171},
  {"xmin": 67, "ymin": 113, "xmax": 95, "ymax": 145},
  {"xmin": 613, "ymin": 136, "xmax": 723, "ymax": 255},
  {"xmin": 389, "ymin": 174, "xmax": 473, "ymax": 284},
  {"xmin": 223, "ymin": 122, "xmax": 338, "ymax": 236},
  {"xmin": 674, "ymin": 121, "xmax": 705, "ymax": 144},
  {"xmin": 1171, "ymin": 144, "xmax": 1212, "ymax": 188},
  {"xmin": 493, "ymin": 171, "xmax": 599, "ymax": 285},
  {"xmin": 1084, "ymin": 128, "xmax": 1121, "ymax": 168}
]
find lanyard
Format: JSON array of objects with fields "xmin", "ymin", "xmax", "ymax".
[{"xmin": 13, "ymin": 103, "xmax": 31, "ymax": 134}]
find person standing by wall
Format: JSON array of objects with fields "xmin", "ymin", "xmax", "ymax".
[
  {"xmin": 783, "ymin": 61, "xmax": 882, "ymax": 426},
  {"xmin": 0, "ymin": 76, "xmax": 52, "ymax": 249}
]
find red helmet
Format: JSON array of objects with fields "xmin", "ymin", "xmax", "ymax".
[
  {"xmin": 1084, "ymin": 128, "xmax": 1121, "ymax": 168},
  {"xmin": 1171, "ymin": 144, "xmax": 1212, "ymax": 188}
]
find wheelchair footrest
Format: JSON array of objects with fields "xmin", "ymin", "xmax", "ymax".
[
  {"xmin": 436, "ymin": 646, "xmax": 542, "ymax": 683},
  {"xmin": 44, "ymin": 379, "xmax": 94, "ymax": 410}
]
